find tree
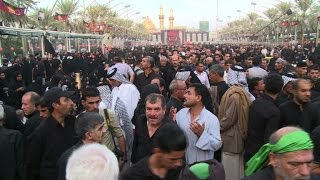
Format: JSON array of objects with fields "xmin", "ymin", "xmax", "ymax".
[
  {"xmin": 55, "ymin": 0, "xmax": 80, "ymax": 31},
  {"xmin": 295, "ymin": 0, "xmax": 317, "ymax": 46},
  {"xmin": 28, "ymin": 7, "xmax": 57, "ymax": 30}
]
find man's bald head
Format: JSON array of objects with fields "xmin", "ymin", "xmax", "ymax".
[{"xmin": 269, "ymin": 126, "xmax": 303, "ymax": 144}]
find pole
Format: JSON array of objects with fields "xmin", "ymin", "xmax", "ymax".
[{"xmin": 41, "ymin": 35, "xmax": 45, "ymax": 57}]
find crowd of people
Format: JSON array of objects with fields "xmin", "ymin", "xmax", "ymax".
[{"xmin": 1, "ymin": 43, "xmax": 320, "ymax": 180}]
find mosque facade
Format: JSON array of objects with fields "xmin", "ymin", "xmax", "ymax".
[{"xmin": 150, "ymin": 6, "xmax": 210, "ymax": 45}]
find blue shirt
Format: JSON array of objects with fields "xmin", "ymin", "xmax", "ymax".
[{"xmin": 176, "ymin": 107, "xmax": 222, "ymax": 164}]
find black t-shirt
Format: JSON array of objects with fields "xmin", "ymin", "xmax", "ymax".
[{"xmin": 121, "ymin": 156, "xmax": 182, "ymax": 180}]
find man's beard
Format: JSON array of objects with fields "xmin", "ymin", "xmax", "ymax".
[{"xmin": 274, "ymin": 166, "xmax": 310, "ymax": 180}]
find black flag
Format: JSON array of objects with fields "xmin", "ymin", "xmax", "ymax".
[{"xmin": 43, "ymin": 36, "xmax": 55, "ymax": 54}]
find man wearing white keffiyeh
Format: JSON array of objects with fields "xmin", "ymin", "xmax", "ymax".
[{"xmin": 105, "ymin": 68, "xmax": 140, "ymax": 121}]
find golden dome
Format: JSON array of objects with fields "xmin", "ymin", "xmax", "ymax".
[{"xmin": 142, "ymin": 16, "xmax": 157, "ymax": 33}]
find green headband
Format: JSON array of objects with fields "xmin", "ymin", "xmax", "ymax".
[{"xmin": 245, "ymin": 130, "xmax": 313, "ymax": 176}]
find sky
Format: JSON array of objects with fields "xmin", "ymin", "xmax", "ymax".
[{"xmin": 37, "ymin": 0, "xmax": 290, "ymax": 30}]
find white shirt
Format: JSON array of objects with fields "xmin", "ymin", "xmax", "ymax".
[
  {"xmin": 194, "ymin": 71, "xmax": 210, "ymax": 88},
  {"xmin": 176, "ymin": 107, "xmax": 222, "ymax": 164}
]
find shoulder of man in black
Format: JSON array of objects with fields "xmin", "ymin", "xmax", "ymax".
[
  {"xmin": 24, "ymin": 111, "xmax": 41, "ymax": 137},
  {"xmin": 57, "ymin": 141, "xmax": 83, "ymax": 180},
  {"xmin": 251, "ymin": 94, "xmax": 279, "ymax": 114},
  {"xmin": 120, "ymin": 157, "xmax": 152, "ymax": 180},
  {"xmin": 242, "ymin": 166, "xmax": 275, "ymax": 180}
]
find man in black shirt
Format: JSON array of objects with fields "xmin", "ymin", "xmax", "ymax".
[
  {"xmin": 22, "ymin": 92, "xmax": 41, "ymax": 138},
  {"xmin": 244, "ymin": 73, "xmax": 284, "ymax": 162},
  {"xmin": 131, "ymin": 93, "xmax": 171, "ymax": 163},
  {"xmin": 208, "ymin": 64, "xmax": 229, "ymax": 115},
  {"xmin": 121, "ymin": 123, "xmax": 187, "ymax": 180},
  {"xmin": 166, "ymin": 79, "xmax": 186, "ymax": 115},
  {"xmin": 134, "ymin": 56, "xmax": 160, "ymax": 93},
  {"xmin": 279, "ymin": 79, "xmax": 311, "ymax": 127},
  {"xmin": 25, "ymin": 87, "xmax": 78, "ymax": 180}
]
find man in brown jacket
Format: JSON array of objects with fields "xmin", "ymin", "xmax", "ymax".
[{"xmin": 218, "ymin": 65, "xmax": 253, "ymax": 180}]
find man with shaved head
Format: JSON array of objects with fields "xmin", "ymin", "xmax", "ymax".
[{"xmin": 244, "ymin": 126, "xmax": 318, "ymax": 180}]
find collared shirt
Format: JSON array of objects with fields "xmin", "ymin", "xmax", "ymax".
[
  {"xmin": 194, "ymin": 71, "xmax": 210, "ymax": 88},
  {"xmin": 98, "ymin": 108, "xmax": 124, "ymax": 151},
  {"xmin": 176, "ymin": 107, "xmax": 222, "ymax": 165},
  {"xmin": 25, "ymin": 115, "xmax": 78, "ymax": 180},
  {"xmin": 120, "ymin": 156, "xmax": 182, "ymax": 180},
  {"xmin": 100, "ymin": 95, "xmax": 133, "ymax": 151}
]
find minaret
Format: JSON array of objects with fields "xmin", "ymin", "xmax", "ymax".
[
  {"xmin": 159, "ymin": 6, "xmax": 164, "ymax": 30},
  {"xmin": 169, "ymin": 8, "xmax": 174, "ymax": 29}
]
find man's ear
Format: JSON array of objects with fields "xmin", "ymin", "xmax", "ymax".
[
  {"xmin": 52, "ymin": 102, "xmax": 58, "ymax": 109},
  {"xmin": 85, "ymin": 131, "xmax": 92, "ymax": 140},
  {"xmin": 196, "ymin": 94, "xmax": 202, "ymax": 103},
  {"xmin": 269, "ymin": 153, "xmax": 279, "ymax": 168}
]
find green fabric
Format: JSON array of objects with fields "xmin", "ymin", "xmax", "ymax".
[
  {"xmin": 190, "ymin": 163, "xmax": 210, "ymax": 179},
  {"xmin": 245, "ymin": 130, "xmax": 313, "ymax": 176}
]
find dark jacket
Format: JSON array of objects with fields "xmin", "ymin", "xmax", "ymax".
[
  {"xmin": 166, "ymin": 96, "xmax": 184, "ymax": 115},
  {"xmin": 25, "ymin": 115, "xmax": 78, "ymax": 180},
  {"xmin": 0, "ymin": 127, "xmax": 24, "ymax": 180},
  {"xmin": 24, "ymin": 111, "xmax": 41, "ymax": 138},
  {"xmin": 244, "ymin": 94, "xmax": 280, "ymax": 162},
  {"xmin": 279, "ymin": 100, "xmax": 309, "ymax": 127},
  {"xmin": 302, "ymin": 101, "xmax": 320, "ymax": 132},
  {"xmin": 57, "ymin": 141, "xmax": 83, "ymax": 180}
]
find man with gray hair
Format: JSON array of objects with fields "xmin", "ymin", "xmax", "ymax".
[
  {"xmin": 22, "ymin": 91, "xmax": 41, "ymax": 138},
  {"xmin": 57, "ymin": 112, "xmax": 106, "ymax": 180},
  {"xmin": 208, "ymin": 64, "xmax": 229, "ymax": 115},
  {"xmin": 134, "ymin": 56, "xmax": 159, "ymax": 93},
  {"xmin": 66, "ymin": 143, "xmax": 119, "ymax": 180},
  {"xmin": 166, "ymin": 79, "xmax": 186, "ymax": 115}
]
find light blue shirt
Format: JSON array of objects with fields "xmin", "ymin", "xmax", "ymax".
[{"xmin": 176, "ymin": 107, "xmax": 222, "ymax": 165}]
